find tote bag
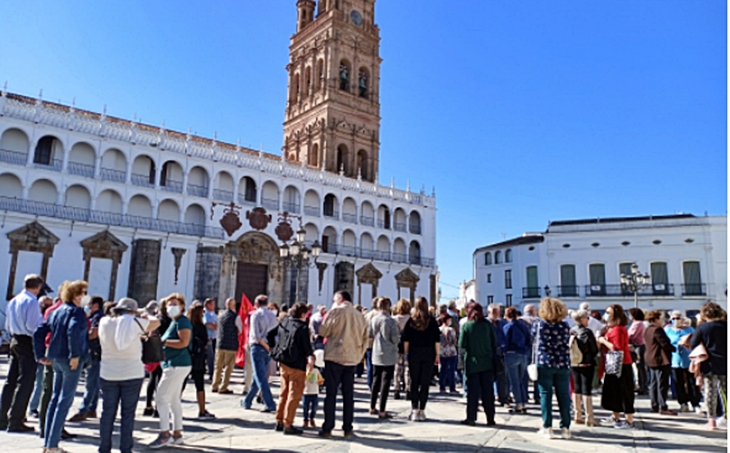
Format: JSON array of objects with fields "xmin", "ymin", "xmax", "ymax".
[
  {"xmin": 604, "ymin": 350, "xmax": 624, "ymax": 378},
  {"xmin": 527, "ymin": 322, "xmax": 540, "ymax": 381}
]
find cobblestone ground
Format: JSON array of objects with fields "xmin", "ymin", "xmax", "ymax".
[{"xmin": 0, "ymin": 358, "xmax": 725, "ymax": 453}]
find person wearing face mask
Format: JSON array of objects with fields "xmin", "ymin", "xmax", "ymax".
[
  {"xmin": 33, "ymin": 280, "xmax": 89, "ymax": 453},
  {"xmin": 665, "ymin": 311, "xmax": 700, "ymax": 413},
  {"xmin": 69, "ymin": 296, "xmax": 105, "ymax": 422},
  {"xmin": 148, "ymin": 293, "xmax": 192, "ymax": 448}
]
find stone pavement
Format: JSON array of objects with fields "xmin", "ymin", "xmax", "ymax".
[{"xmin": 0, "ymin": 358, "xmax": 725, "ymax": 453}]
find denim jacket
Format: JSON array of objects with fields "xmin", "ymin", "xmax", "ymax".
[{"xmin": 33, "ymin": 302, "xmax": 89, "ymax": 362}]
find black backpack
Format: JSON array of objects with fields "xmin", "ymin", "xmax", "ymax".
[{"xmin": 270, "ymin": 321, "xmax": 299, "ymax": 366}]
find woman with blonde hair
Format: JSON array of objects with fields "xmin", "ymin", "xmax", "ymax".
[
  {"xmin": 393, "ymin": 298, "xmax": 412, "ymax": 400},
  {"xmin": 148, "ymin": 294, "xmax": 192, "ymax": 448},
  {"xmin": 402, "ymin": 297, "xmax": 440, "ymax": 421},
  {"xmin": 33, "ymin": 280, "xmax": 89, "ymax": 453},
  {"xmin": 597, "ymin": 304, "xmax": 635, "ymax": 429},
  {"xmin": 530, "ymin": 297, "xmax": 572, "ymax": 439}
]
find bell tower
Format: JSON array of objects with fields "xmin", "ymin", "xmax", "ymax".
[{"xmin": 283, "ymin": 0, "xmax": 381, "ymax": 183}]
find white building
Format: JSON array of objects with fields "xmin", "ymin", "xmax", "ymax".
[
  {"xmin": 473, "ymin": 214, "xmax": 727, "ymax": 315},
  {"xmin": 0, "ymin": 1, "xmax": 438, "ymax": 312}
]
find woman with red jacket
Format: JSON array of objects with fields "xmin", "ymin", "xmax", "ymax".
[{"xmin": 596, "ymin": 304, "xmax": 635, "ymax": 429}]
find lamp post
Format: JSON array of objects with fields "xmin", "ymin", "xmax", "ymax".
[
  {"xmin": 279, "ymin": 227, "xmax": 321, "ymax": 303},
  {"xmin": 620, "ymin": 263, "xmax": 651, "ymax": 309},
  {"xmin": 544, "ymin": 285, "xmax": 551, "ymax": 297}
]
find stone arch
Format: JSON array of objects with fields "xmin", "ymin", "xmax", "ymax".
[
  {"xmin": 376, "ymin": 235, "xmax": 390, "ymax": 261},
  {"xmin": 187, "ymin": 165, "xmax": 210, "ymax": 197},
  {"xmin": 360, "ymin": 232, "xmax": 374, "ymax": 259},
  {"xmin": 341, "ymin": 229, "xmax": 357, "ymax": 256},
  {"xmin": 304, "ymin": 189, "xmax": 320, "ymax": 215},
  {"xmin": 0, "ymin": 172, "xmax": 23, "ymax": 198},
  {"xmin": 68, "ymin": 141, "xmax": 96, "ymax": 164},
  {"xmin": 261, "ymin": 180, "xmax": 280, "ymax": 210},
  {"xmin": 131, "ymin": 154, "xmax": 156, "ymax": 186},
  {"xmin": 64, "ymin": 184, "xmax": 91, "ymax": 210},
  {"xmin": 239, "ymin": 176, "xmax": 257, "ymax": 204},
  {"xmin": 28, "ymin": 179, "xmax": 58, "ymax": 204},
  {"xmin": 393, "ymin": 208, "xmax": 407, "ymax": 232},
  {"xmin": 100, "ymin": 147, "xmax": 127, "ymax": 182},
  {"xmin": 361, "ymin": 201, "xmax": 374, "ymax": 225},
  {"xmin": 158, "ymin": 199, "xmax": 181, "ymax": 222},
  {"xmin": 1, "ymin": 128, "xmax": 30, "ymax": 162},
  {"xmin": 80, "ymin": 230, "xmax": 128, "ymax": 301},
  {"xmin": 33, "ymin": 135, "xmax": 63, "ymax": 167},
  {"xmin": 356, "ymin": 262, "xmax": 383, "ymax": 306},
  {"xmin": 409, "ymin": 210, "xmax": 422, "ymax": 235},
  {"xmin": 336, "ymin": 144, "xmax": 348, "ymax": 174},
  {"xmin": 316, "ymin": 59, "xmax": 325, "ymax": 90},
  {"xmin": 342, "ymin": 197, "xmax": 357, "ymax": 223},
  {"xmin": 356, "ymin": 149, "xmax": 370, "ymax": 181},
  {"xmin": 128, "ymin": 194, "xmax": 152, "ymax": 218},
  {"xmin": 308, "ymin": 143, "xmax": 319, "ymax": 167},
  {"xmin": 160, "ymin": 160, "xmax": 184, "ymax": 191},
  {"xmin": 283, "ymin": 185, "xmax": 301, "ymax": 213},
  {"xmin": 184, "ymin": 203, "xmax": 206, "ymax": 226},
  {"xmin": 393, "ymin": 237, "xmax": 407, "ymax": 263},
  {"xmin": 214, "ymin": 170, "xmax": 234, "ymax": 202},
  {"xmin": 395, "ymin": 267, "xmax": 419, "ymax": 304},
  {"xmin": 409, "ymin": 240, "xmax": 422, "ymax": 266},
  {"xmin": 339, "ymin": 58, "xmax": 352, "ymax": 91},
  {"xmin": 97, "ymin": 189, "xmax": 123, "ymax": 215},
  {"xmin": 323, "ymin": 193, "xmax": 338, "ymax": 218},
  {"xmin": 358, "ymin": 66, "xmax": 370, "ymax": 98},
  {"xmin": 322, "ymin": 226, "xmax": 338, "ymax": 253},
  {"xmin": 377, "ymin": 204, "xmax": 391, "ymax": 229},
  {"xmin": 304, "ymin": 222, "xmax": 319, "ymax": 244},
  {"xmin": 222, "ymin": 231, "xmax": 284, "ymax": 308},
  {"xmin": 304, "ymin": 66, "xmax": 312, "ymax": 96}
]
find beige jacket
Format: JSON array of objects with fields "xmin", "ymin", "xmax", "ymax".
[{"xmin": 320, "ymin": 301, "xmax": 369, "ymax": 366}]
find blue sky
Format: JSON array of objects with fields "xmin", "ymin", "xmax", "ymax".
[{"xmin": 0, "ymin": 1, "xmax": 725, "ymax": 301}]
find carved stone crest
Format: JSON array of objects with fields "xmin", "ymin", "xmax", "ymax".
[
  {"xmin": 275, "ymin": 220, "xmax": 294, "ymax": 242},
  {"xmin": 246, "ymin": 207, "xmax": 272, "ymax": 231},
  {"xmin": 217, "ymin": 203, "xmax": 243, "ymax": 237}
]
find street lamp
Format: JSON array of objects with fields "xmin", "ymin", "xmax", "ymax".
[
  {"xmin": 544, "ymin": 285, "xmax": 551, "ymax": 297},
  {"xmin": 280, "ymin": 227, "xmax": 321, "ymax": 303},
  {"xmin": 620, "ymin": 263, "xmax": 651, "ymax": 309}
]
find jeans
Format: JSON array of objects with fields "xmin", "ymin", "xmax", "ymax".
[
  {"xmin": 494, "ymin": 366, "xmax": 508, "ymax": 404},
  {"xmin": 302, "ymin": 394, "xmax": 318, "ymax": 421},
  {"xmin": 99, "ymin": 378, "xmax": 144, "ymax": 453},
  {"xmin": 243, "ymin": 345, "xmax": 276, "ymax": 411},
  {"xmin": 371, "ymin": 365, "xmax": 395, "ymax": 413},
  {"xmin": 79, "ymin": 359, "xmax": 101, "ymax": 413},
  {"xmin": 648, "ymin": 366, "xmax": 670, "ymax": 411},
  {"xmin": 29, "ymin": 363, "xmax": 44, "ymax": 413},
  {"xmin": 504, "ymin": 353, "xmax": 529, "ymax": 406},
  {"xmin": 322, "ymin": 361, "xmax": 356, "ymax": 434},
  {"xmin": 157, "ymin": 366, "xmax": 191, "ymax": 432},
  {"xmin": 45, "ymin": 359, "xmax": 83, "ymax": 448},
  {"xmin": 0, "ymin": 335, "xmax": 38, "ymax": 429},
  {"xmin": 439, "ymin": 356, "xmax": 457, "ymax": 392},
  {"xmin": 206, "ymin": 339, "xmax": 216, "ymax": 380},
  {"xmin": 537, "ymin": 366, "xmax": 571, "ymax": 430},
  {"xmin": 466, "ymin": 370, "xmax": 495, "ymax": 423},
  {"xmin": 365, "ymin": 349, "xmax": 374, "ymax": 389}
]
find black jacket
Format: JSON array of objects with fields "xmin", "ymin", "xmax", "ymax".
[
  {"xmin": 570, "ymin": 325, "xmax": 598, "ymax": 365},
  {"xmin": 273, "ymin": 317, "xmax": 313, "ymax": 371}
]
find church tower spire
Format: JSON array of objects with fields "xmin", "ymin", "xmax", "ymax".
[{"xmin": 283, "ymin": 0, "xmax": 381, "ymax": 183}]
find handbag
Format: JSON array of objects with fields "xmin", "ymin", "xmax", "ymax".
[
  {"xmin": 604, "ymin": 350, "xmax": 624, "ymax": 378},
  {"xmin": 569, "ymin": 334, "xmax": 583, "ymax": 366},
  {"xmin": 527, "ymin": 322, "xmax": 540, "ymax": 381},
  {"xmin": 134, "ymin": 319, "xmax": 165, "ymax": 364}
]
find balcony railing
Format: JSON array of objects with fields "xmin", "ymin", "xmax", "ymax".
[
  {"xmin": 304, "ymin": 205, "xmax": 319, "ymax": 217},
  {"xmin": 213, "ymin": 189, "xmax": 234, "ymax": 202},
  {"xmin": 238, "ymin": 194, "xmax": 256, "ymax": 206},
  {"xmin": 0, "ymin": 148, "xmax": 27, "ymax": 165},
  {"xmin": 373, "ymin": 250, "xmax": 391, "ymax": 261},
  {"xmin": 187, "ymin": 184, "xmax": 209, "ymax": 198},
  {"xmin": 33, "ymin": 158, "xmax": 63, "ymax": 172},
  {"xmin": 312, "ymin": 245, "xmax": 433, "ymax": 267},
  {"xmin": 261, "ymin": 197, "xmax": 279, "ymax": 210},
  {"xmin": 394, "ymin": 222, "xmax": 407, "ymax": 233},
  {"xmin": 585, "ymin": 284, "xmax": 607, "ymax": 297},
  {"xmin": 161, "ymin": 180, "xmax": 183, "ymax": 193},
  {"xmin": 409, "ymin": 223, "xmax": 422, "ymax": 235},
  {"xmin": 558, "ymin": 285, "xmax": 580, "ymax": 298},
  {"xmin": 522, "ymin": 287, "xmax": 541, "ymax": 299},
  {"xmin": 323, "ymin": 210, "xmax": 339, "ymax": 220},
  {"xmin": 360, "ymin": 215, "xmax": 374, "ymax": 226},
  {"xmin": 681, "ymin": 283, "xmax": 705, "ymax": 296},
  {"xmin": 0, "ymin": 196, "xmax": 224, "ymax": 239},
  {"xmin": 393, "ymin": 252, "xmax": 408, "ymax": 264},
  {"xmin": 131, "ymin": 173, "xmax": 154, "ymax": 188},
  {"xmin": 67, "ymin": 161, "xmax": 95, "ymax": 178},
  {"xmin": 100, "ymin": 168, "xmax": 126, "ymax": 183},
  {"xmin": 282, "ymin": 202, "xmax": 300, "ymax": 214},
  {"xmin": 342, "ymin": 213, "xmax": 357, "ymax": 224},
  {"xmin": 377, "ymin": 219, "xmax": 389, "ymax": 229},
  {"xmin": 651, "ymin": 283, "xmax": 674, "ymax": 296}
]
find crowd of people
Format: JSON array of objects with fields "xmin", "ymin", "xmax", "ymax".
[{"xmin": 0, "ymin": 273, "xmax": 727, "ymax": 452}]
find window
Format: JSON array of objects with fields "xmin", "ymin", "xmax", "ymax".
[
  {"xmin": 243, "ymin": 177, "xmax": 257, "ymax": 202},
  {"xmin": 505, "ymin": 249, "xmax": 512, "ymax": 263},
  {"xmin": 559, "ymin": 264, "xmax": 577, "ymax": 297},
  {"xmin": 160, "ymin": 162, "xmax": 170, "ymax": 186},
  {"xmin": 358, "ymin": 68, "xmax": 368, "ymax": 98},
  {"xmin": 526, "ymin": 266, "xmax": 539, "ymax": 297},
  {"xmin": 651, "ymin": 262, "xmax": 669, "ymax": 295},
  {"xmin": 339, "ymin": 61, "xmax": 350, "ymax": 91},
  {"xmin": 495, "ymin": 251, "xmax": 502, "ymax": 264},
  {"xmin": 505, "ymin": 294, "xmax": 512, "ymax": 307},
  {"xmin": 485, "ymin": 252, "xmax": 492, "ymax": 265},
  {"xmin": 505, "ymin": 270, "xmax": 512, "ymax": 289},
  {"xmin": 619, "ymin": 262, "xmax": 633, "ymax": 295},
  {"xmin": 34, "ymin": 136, "xmax": 55, "ymax": 165},
  {"xmin": 682, "ymin": 261, "xmax": 703, "ymax": 295},
  {"xmin": 323, "ymin": 194, "xmax": 336, "ymax": 217},
  {"xmin": 487, "ymin": 273, "xmax": 491, "ymax": 283},
  {"xmin": 588, "ymin": 264, "xmax": 606, "ymax": 295},
  {"xmin": 487, "ymin": 295, "xmax": 494, "ymax": 304}
]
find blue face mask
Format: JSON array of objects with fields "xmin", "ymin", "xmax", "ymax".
[
  {"xmin": 84, "ymin": 306, "xmax": 91, "ymax": 315},
  {"xmin": 672, "ymin": 319, "xmax": 680, "ymax": 327}
]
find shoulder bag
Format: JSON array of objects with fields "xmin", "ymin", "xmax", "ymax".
[
  {"xmin": 527, "ymin": 321, "xmax": 540, "ymax": 381},
  {"xmin": 134, "ymin": 318, "xmax": 165, "ymax": 364}
]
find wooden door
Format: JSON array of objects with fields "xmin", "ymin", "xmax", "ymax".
[{"xmin": 236, "ymin": 262, "xmax": 268, "ymax": 308}]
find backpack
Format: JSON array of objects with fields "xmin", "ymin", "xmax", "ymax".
[
  {"xmin": 270, "ymin": 321, "xmax": 299, "ymax": 366},
  {"xmin": 569, "ymin": 334, "xmax": 583, "ymax": 366}
]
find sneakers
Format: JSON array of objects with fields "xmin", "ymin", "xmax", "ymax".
[
  {"xmin": 171, "ymin": 435, "xmax": 184, "ymax": 445},
  {"xmin": 148, "ymin": 434, "xmax": 173, "ymax": 449},
  {"xmin": 560, "ymin": 428, "xmax": 572, "ymax": 439},
  {"xmin": 409, "ymin": 410, "xmax": 419, "ymax": 421},
  {"xmin": 284, "ymin": 426, "xmax": 303, "ymax": 435},
  {"xmin": 600, "ymin": 416, "xmax": 618, "ymax": 425},
  {"xmin": 198, "ymin": 411, "xmax": 216, "ymax": 419},
  {"xmin": 537, "ymin": 427, "xmax": 553, "ymax": 439},
  {"xmin": 716, "ymin": 416, "xmax": 728, "ymax": 428},
  {"xmin": 679, "ymin": 404, "xmax": 690, "ymax": 413},
  {"xmin": 417, "ymin": 411, "xmax": 426, "ymax": 421},
  {"xmin": 614, "ymin": 421, "xmax": 635, "ymax": 430}
]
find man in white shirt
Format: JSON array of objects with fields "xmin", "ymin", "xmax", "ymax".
[{"xmin": 242, "ymin": 295, "xmax": 279, "ymax": 412}]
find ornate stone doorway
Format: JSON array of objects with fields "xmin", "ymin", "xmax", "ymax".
[
  {"xmin": 6, "ymin": 221, "xmax": 59, "ymax": 300},
  {"xmin": 222, "ymin": 231, "xmax": 283, "ymax": 306},
  {"xmin": 395, "ymin": 267, "xmax": 419, "ymax": 304}
]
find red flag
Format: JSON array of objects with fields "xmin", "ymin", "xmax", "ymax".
[{"xmin": 235, "ymin": 293, "xmax": 255, "ymax": 368}]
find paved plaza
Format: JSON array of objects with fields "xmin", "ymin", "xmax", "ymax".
[{"xmin": 0, "ymin": 358, "xmax": 725, "ymax": 453}]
